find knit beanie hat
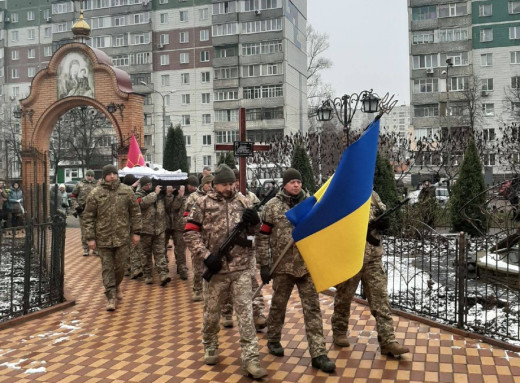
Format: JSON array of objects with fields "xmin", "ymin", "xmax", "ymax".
[
  {"xmin": 86, "ymin": 169, "xmax": 95, "ymax": 177},
  {"xmin": 201, "ymin": 174, "xmax": 214, "ymax": 185},
  {"xmin": 123, "ymin": 174, "xmax": 137, "ymax": 186},
  {"xmin": 139, "ymin": 176, "xmax": 152, "ymax": 186},
  {"xmin": 282, "ymin": 168, "xmax": 302, "ymax": 186},
  {"xmin": 213, "ymin": 164, "xmax": 236, "ymax": 184},
  {"xmin": 187, "ymin": 175, "xmax": 199, "ymax": 187},
  {"xmin": 102, "ymin": 164, "xmax": 118, "ymax": 178}
]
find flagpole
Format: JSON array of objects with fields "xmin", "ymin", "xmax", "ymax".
[{"xmin": 253, "ymin": 239, "xmax": 294, "ymax": 298}]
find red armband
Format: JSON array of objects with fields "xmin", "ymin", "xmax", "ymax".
[{"xmin": 260, "ymin": 222, "xmax": 273, "ymax": 235}]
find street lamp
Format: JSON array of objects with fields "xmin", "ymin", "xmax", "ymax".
[
  {"xmin": 316, "ymin": 90, "xmax": 394, "ymax": 147},
  {"xmin": 140, "ymin": 81, "xmax": 176, "ymax": 162},
  {"xmin": 443, "ymin": 58, "xmax": 453, "ymax": 166}
]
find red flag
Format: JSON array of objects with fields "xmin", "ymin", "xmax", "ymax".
[{"xmin": 126, "ymin": 134, "xmax": 145, "ymax": 168}]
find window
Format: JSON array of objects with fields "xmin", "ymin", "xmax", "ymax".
[
  {"xmin": 511, "ymin": 76, "xmax": 520, "ymax": 89},
  {"xmin": 438, "ymin": 3, "xmax": 466, "ymax": 18},
  {"xmin": 201, "ymin": 72, "xmax": 210, "ymax": 83},
  {"xmin": 413, "ymin": 78, "xmax": 439, "ymax": 93},
  {"xmin": 11, "ymin": 31, "xmax": 19, "ymax": 42},
  {"xmin": 414, "ymin": 127, "xmax": 440, "ymax": 141},
  {"xmin": 511, "ymin": 51, "xmax": 520, "ymax": 64},
  {"xmin": 112, "ymin": 55, "xmax": 129, "ymax": 66},
  {"xmin": 411, "ymin": 6, "xmax": 436, "ymax": 20},
  {"xmin": 161, "ymin": 74, "xmax": 170, "ymax": 86},
  {"xmin": 481, "ymin": 53, "xmax": 493, "ymax": 66},
  {"xmin": 181, "ymin": 94, "xmax": 190, "ymax": 105},
  {"xmin": 479, "ymin": 4, "xmax": 492, "ymax": 17},
  {"xmin": 441, "ymin": 52, "xmax": 469, "ymax": 66},
  {"xmin": 412, "ymin": 31, "xmax": 434, "ymax": 44},
  {"xmin": 11, "ymin": 13, "xmax": 19, "ymax": 23},
  {"xmin": 44, "ymin": 46, "xmax": 52, "ymax": 57},
  {"xmin": 203, "ymin": 135, "xmax": 212, "ymax": 145},
  {"xmin": 414, "ymin": 104, "xmax": 439, "ymax": 117},
  {"xmin": 179, "ymin": 10, "xmax": 188, "ymax": 22},
  {"xmin": 412, "ymin": 54, "xmax": 439, "ymax": 69},
  {"xmin": 114, "ymin": 35, "xmax": 126, "ymax": 47},
  {"xmin": 160, "ymin": 54, "xmax": 169, "ymax": 65},
  {"xmin": 202, "ymin": 93, "xmax": 210, "ymax": 104},
  {"xmin": 179, "ymin": 31, "xmax": 189, "ymax": 43},
  {"xmin": 215, "ymin": 110, "xmax": 238, "ymax": 122},
  {"xmin": 438, "ymin": 27, "xmax": 468, "ymax": 42},
  {"xmin": 113, "ymin": 16, "xmax": 125, "ymax": 26},
  {"xmin": 44, "ymin": 27, "xmax": 52, "ymax": 38},
  {"xmin": 509, "ymin": 1, "xmax": 520, "ymax": 14},
  {"xmin": 185, "ymin": 135, "xmax": 191, "ymax": 146},
  {"xmin": 214, "ymin": 89, "xmax": 238, "ymax": 101},
  {"xmin": 241, "ymin": 18, "xmax": 282, "ymax": 34},
  {"xmin": 12, "ymin": 50, "xmax": 19, "ymax": 60},
  {"xmin": 482, "ymin": 78, "xmax": 494, "ymax": 91},
  {"xmin": 483, "ymin": 129, "xmax": 495, "ymax": 141},
  {"xmin": 27, "ymin": 10, "xmax": 35, "ymax": 20},
  {"xmin": 28, "ymin": 29, "xmax": 35, "ymax": 40},
  {"xmin": 215, "ymin": 46, "xmax": 237, "ymax": 58},
  {"xmin": 214, "ymin": 67, "xmax": 238, "ymax": 79},
  {"xmin": 160, "ymin": 33, "xmax": 169, "ymax": 45},
  {"xmin": 43, "ymin": 9, "xmax": 50, "ymax": 19},
  {"xmin": 510, "ymin": 26, "xmax": 520, "ymax": 40},
  {"xmin": 28, "ymin": 48, "xmax": 36, "ymax": 59},
  {"xmin": 182, "ymin": 115, "xmax": 190, "ymax": 125},
  {"xmin": 480, "ymin": 28, "xmax": 493, "ymax": 42},
  {"xmin": 11, "ymin": 68, "xmax": 19, "ymax": 79},
  {"xmin": 202, "ymin": 114, "xmax": 211, "ymax": 124},
  {"xmin": 212, "ymin": 22, "xmax": 238, "ymax": 36},
  {"xmin": 241, "ymin": 40, "xmax": 282, "ymax": 55},
  {"xmin": 213, "ymin": 1, "xmax": 232, "ymax": 15},
  {"xmin": 482, "ymin": 153, "xmax": 496, "ymax": 166},
  {"xmin": 180, "ymin": 53, "xmax": 189, "ymax": 64},
  {"xmin": 164, "ymin": 94, "xmax": 170, "ymax": 105},
  {"xmin": 203, "ymin": 155, "xmax": 212, "ymax": 166},
  {"xmin": 200, "ymin": 51, "xmax": 210, "ymax": 62},
  {"xmin": 199, "ymin": 8, "xmax": 209, "ymax": 20},
  {"xmin": 200, "ymin": 30, "xmax": 209, "ymax": 41},
  {"xmin": 131, "ymin": 33, "xmax": 150, "ymax": 45},
  {"xmin": 159, "ymin": 0, "xmax": 168, "ymax": 4},
  {"xmin": 215, "ymin": 130, "xmax": 239, "ymax": 143},
  {"xmin": 243, "ymin": 85, "xmax": 283, "ymax": 99},
  {"xmin": 482, "ymin": 103, "xmax": 494, "ymax": 116},
  {"xmin": 449, "ymin": 76, "xmax": 468, "ymax": 91},
  {"xmin": 160, "ymin": 13, "xmax": 168, "ymax": 24},
  {"xmin": 181, "ymin": 73, "xmax": 190, "ymax": 84}
]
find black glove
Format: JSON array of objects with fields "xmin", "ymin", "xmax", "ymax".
[
  {"xmin": 172, "ymin": 189, "xmax": 179, "ymax": 196},
  {"xmin": 242, "ymin": 208, "xmax": 260, "ymax": 225},
  {"xmin": 366, "ymin": 231, "xmax": 381, "ymax": 247},
  {"xmin": 75, "ymin": 205, "xmax": 84, "ymax": 215},
  {"xmin": 373, "ymin": 214, "xmax": 391, "ymax": 232},
  {"xmin": 260, "ymin": 265, "xmax": 271, "ymax": 285},
  {"xmin": 204, "ymin": 252, "xmax": 222, "ymax": 274}
]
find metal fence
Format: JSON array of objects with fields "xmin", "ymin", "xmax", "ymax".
[{"xmin": 0, "ymin": 183, "xmax": 66, "ymax": 323}]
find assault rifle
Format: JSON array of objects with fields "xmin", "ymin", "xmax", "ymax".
[
  {"xmin": 366, "ymin": 197, "xmax": 410, "ymax": 246},
  {"xmin": 202, "ymin": 186, "xmax": 278, "ymax": 282}
]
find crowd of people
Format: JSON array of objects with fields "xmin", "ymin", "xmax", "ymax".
[
  {"xmin": 74, "ymin": 163, "xmax": 409, "ymax": 379},
  {"xmin": 0, "ymin": 181, "xmax": 24, "ymax": 229}
]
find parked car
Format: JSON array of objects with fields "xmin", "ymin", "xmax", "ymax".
[
  {"xmin": 407, "ymin": 190, "xmax": 421, "ymax": 205},
  {"xmin": 435, "ymin": 187, "xmax": 449, "ymax": 205}
]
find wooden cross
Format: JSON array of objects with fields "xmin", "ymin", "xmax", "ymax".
[{"xmin": 214, "ymin": 108, "xmax": 270, "ymax": 195}]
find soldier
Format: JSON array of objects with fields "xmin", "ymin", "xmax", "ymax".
[
  {"xmin": 71, "ymin": 169, "xmax": 97, "ymax": 256},
  {"xmin": 136, "ymin": 176, "xmax": 174, "ymax": 286},
  {"xmin": 331, "ymin": 190, "xmax": 410, "ymax": 357},
  {"xmin": 170, "ymin": 183, "xmax": 189, "ymax": 280},
  {"xmin": 256, "ymin": 168, "xmax": 336, "ymax": 373},
  {"xmin": 417, "ymin": 179, "xmax": 436, "ymax": 227},
  {"xmin": 184, "ymin": 174, "xmax": 213, "ymax": 301},
  {"xmin": 184, "ymin": 164, "xmax": 267, "ymax": 379},
  {"xmin": 123, "ymin": 174, "xmax": 143, "ymax": 279},
  {"xmin": 82, "ymin": 164, "xmax": 141, "ymax": 311},
  {"xmin": 220, "ymin": 169, "xmax": 266, "ymax": 330}
]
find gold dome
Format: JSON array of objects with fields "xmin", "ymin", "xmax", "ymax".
[{"xmin": 72, "ymin": 10, "xmax": 91, "ymax": 39}]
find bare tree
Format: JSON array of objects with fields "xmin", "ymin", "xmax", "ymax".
[
  {"xmin": 0, "ymin": 105, "xmax": 23, "ymax": 182},
  {"xmin": 307, "ymin": 24, "xmax": 333, "ymax": 109}
]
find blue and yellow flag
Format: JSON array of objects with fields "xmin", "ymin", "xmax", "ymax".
[{"xmin": 286, "ymin": 119, "xmax": 380, "ymax": 292}]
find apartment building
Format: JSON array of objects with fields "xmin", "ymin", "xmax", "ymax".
[
  {"xmin": 0, "ymin": 0, "xmax": 307, "ymax": 179},
  {"xmin": 408, "ymin": 0, "xmax": 520, "ymax": 175}
]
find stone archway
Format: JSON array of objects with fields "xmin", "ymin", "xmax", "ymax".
[{"xmin": 19, "ymin": 42, "xmax": 143, "ymax": 190}]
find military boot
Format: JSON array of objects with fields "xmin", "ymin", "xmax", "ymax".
[
  {"xmin": 243, "ymin": 361, "xmax": 268, "ymax": 379},
  {"xmin": 221, "ymin": 316, "xmax": 233, "ymax": 328},
  {"xmin": 311, "ymin": 354, "xmax": 336, "ymax": 373},
  {"xmin": 267, "ymin": 341, "xmax": 284, "ymax": 357},
  {"xmin": 116, "ymin": 287, "xmax": 123, "ymax": 301},
  {"xmin": 254, "ymin": 314, "xmax": 267, "ymax": 331},
  {"xmin": 380, "ymin": 341, "xmax": 410, "ymax": 357},
  {"xmin": 145, "ymin": 276, "xmax": 153, "ymax": 285},
  {"xmin": 106, "ymin": 291, "xmax": 117, "ymax": 311},
  {"xmin": 131, "ymin": 269, "xmax": 143, "ymax": 279},
  {"xmin": 204, "ymin": 348, "xmax": 218, "ymax": 365},
  {"xmin": 160, "ymin": 274, "xmax": 171, "ymax": 286},
  {"xmin": 192, "ymin": 291, "xmax": 202, "ymax": 302},
  {"xmin": 333, "ymin": 333, "xmax": 350, "ymax": 347}
]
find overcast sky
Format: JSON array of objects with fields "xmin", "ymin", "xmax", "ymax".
[{"xmin": 307, "ymin": 0, "xmax": 410, "ymax": 105}]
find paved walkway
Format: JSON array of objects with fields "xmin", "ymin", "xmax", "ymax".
[{"xmin": 0, "ymin": 228, "xmax": 519, "ymax": 382}]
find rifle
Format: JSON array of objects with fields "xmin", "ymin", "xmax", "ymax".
[
  {"xmin": 366, "ymin": 197, "xmax": 410, "ymax": 246},
  {"xmin": 202, "ymin": 186, "xmax": 278, "ymax": 282}
]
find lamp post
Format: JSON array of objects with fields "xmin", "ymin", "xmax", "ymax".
[
  {"xmin": 443, "ymin": 58, "xmax": 453, "ymax": 167},
  {"xmin": 316, "ymin": 90, "xmax": 395, "ymax": 148},
  {"xmin": 140, "ymin": 81, "xmax": 176, "ymax": 163}
]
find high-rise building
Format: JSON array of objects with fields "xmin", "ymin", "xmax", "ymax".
[{"xmin": 0, "ymin": 0, "xmax": 307, "ymax": 179}]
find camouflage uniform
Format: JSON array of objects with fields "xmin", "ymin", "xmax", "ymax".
[
  {"xmin": 221, "ymin": 190, "xmax": 265, "ymax": 320},
  {"xmin": 82, "ymin": 179, "xmax": 141, "ymax": 299},
  {"xmin": 171, "ymin": 193, "xmax": 188, "ymax": 276},
  {"xmin": 183, "ymin": 189, "xmax": 260, "ymax": 368},
  {"xmin": 331, "ymin": 191, "xmax": 397, "ymax": 347},
  {"xmin": 184, "ymin": 186, "xmax": 209, "ymax": 295},
  {"xmin": 135, "ymin": 188, "xmax": 173, "ymax": 280},
  {"xmin": 71, "ymin": 178, "xmax": 97, "ymax": 253},
  {"xmin": 418, "ymin": 185, "xmax": 436, "ymax": 227},
  {"xmin": 256, "ymin": 190, "xmax": 328, "ymax": 359}
]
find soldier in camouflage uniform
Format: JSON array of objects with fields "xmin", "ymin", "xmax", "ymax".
[
  {"xmin": 123, "ymin": 174, "xmax": 143, "ymax": 278},
  {"xmin": 183, "ymin": 164, "xmax": 267, "ymax": 379},
  {"xmin": 71, "ymin": 169, "xmax": 97, "ymax": 256},
  {"xmin": 136, "ymin": 176, "xmax": 174, "ymax": 286},
  {"xmin": 256, "ymin": 168, "xmax": 336, "ymax": 373},
  {"xmin": 184, "ymin": 174, "xmax": 213, "ymax": 301},
  {"xmin": 220, "ymin": 169, "xmax": 266, "ymax": 330},
  {"xmin": 83, "ymin": 164, "xmax": 141, "ymax": 311},
  {"xmin": 331, "ymin": 190, "xmax": 410, "ymax": 357}
]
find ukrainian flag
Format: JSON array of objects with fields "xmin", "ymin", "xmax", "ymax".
[{"xmin": 286, "ymin": 118, "xmax": 380, "ymax": 292}]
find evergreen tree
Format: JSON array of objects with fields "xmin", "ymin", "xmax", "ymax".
[
  {"xmin": 373, "ymin": 153, "xmax": 402, "ymax": 233},
  {"xmin": 225, "ymin": 152, "xmax": 236, "ymax": 169},
  {"xmin": 450, "ymin": 139, "xmax": 487, "ymax": 236},
  {"xmin": 163, "ymin": 125, "xmax": 188, "ymax": 173},
  {"xmin": 291, "ymin": 144, "xmax": 316, "ymax": 193}
]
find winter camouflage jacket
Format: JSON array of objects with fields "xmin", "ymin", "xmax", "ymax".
[
  {"xmin": 365, "ymin": 190, "xmax": 386, "ymax": 262},
  {"xmin": 256, "ymin": 189, "xmax": 309, "ymax": 278},
  {"xmin": 83, "ymin": 179, "xmax": 141, "ymax": 247},
  {"xmin": 183, "ymin": 187, "xmax": 206, "ymax": 224},
  {"xmin": 183, "ymin": 190, "xmax": 258, "ymax": 273},
  {"xmin": 71, "ymin": 179, "xmax": 97, "ymax": 211},
  {"xmin": 135, "ymin": 188, "xmax": 173, "ymax": 235}
]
